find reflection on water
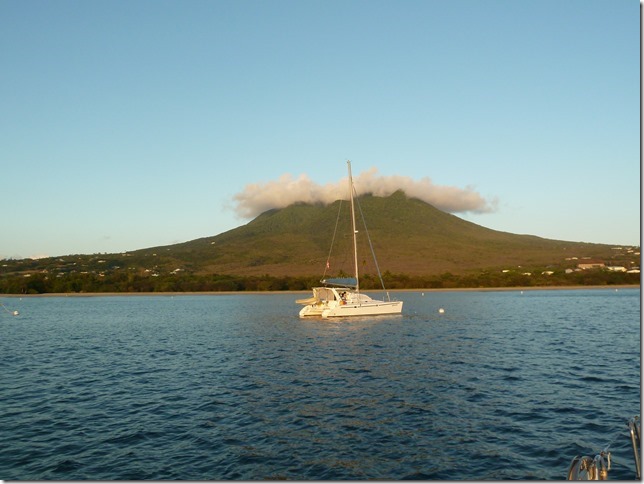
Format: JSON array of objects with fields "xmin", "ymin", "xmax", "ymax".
[{"xmin": 0, "ymin": 289, "xmax": 639, "ymax": 479}]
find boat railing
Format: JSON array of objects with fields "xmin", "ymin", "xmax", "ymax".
[
  {"xmin": 629, "ymin": 416, "xmax": 641, "ymax": 479},
  {"xmin": 566, "ymin": 415, "xmax": 640, "ymax": 480}
]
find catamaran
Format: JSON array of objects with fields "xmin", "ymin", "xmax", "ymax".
[{"xmin": 297, "ymin": 161, "xmax": 403, "ymax": 318}]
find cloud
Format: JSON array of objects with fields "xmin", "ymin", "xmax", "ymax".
[{"xmin": 233, "ymin": 167, "xmax": 498, "ymax": 219}]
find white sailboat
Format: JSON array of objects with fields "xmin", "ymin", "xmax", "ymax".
[{"xmin": 297, "ymin": 161, "xmax": 403, "ymax": 318}]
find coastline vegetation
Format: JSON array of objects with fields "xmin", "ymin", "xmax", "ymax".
[
  {"xmin": 0, "ymin": 267, "xmax": 638, "ymax": 295},
  {"xmin": 1, "ymin": 194, "xmax": 639, "ymax": 295}
]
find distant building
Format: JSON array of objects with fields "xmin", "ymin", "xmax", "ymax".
[
  {"xmin": 606, "ymin": 266, "xmax": 627, "ymax": 272},
  {"xmin": 577, "ymin": 261, "xmax": 605, "ymax": 270}
]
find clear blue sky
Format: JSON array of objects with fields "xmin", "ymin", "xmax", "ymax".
[{"xmin": 1, "ymin": 0, "xmax": 639, "ymax": 259}]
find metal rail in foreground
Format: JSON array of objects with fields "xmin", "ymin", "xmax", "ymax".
[
  {"xmin": 567, "ymin": 416, "xmax": 640, "ymax": 480},
  {"xmin": 629, "ymin": 416, "xmax": 641, "ymax": 479}
]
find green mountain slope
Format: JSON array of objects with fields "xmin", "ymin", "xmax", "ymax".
[
  {"xmin": 127, "ymin": 190, "xmax": 630, "ymax": 277},
  {"xmin": 1, "ymin": 191, "xmax": 638, "ymax": 292}
]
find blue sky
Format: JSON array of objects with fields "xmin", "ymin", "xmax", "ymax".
[{"xmin": 1, "ymin": 0, "xmax": 639, "ymax": 259}]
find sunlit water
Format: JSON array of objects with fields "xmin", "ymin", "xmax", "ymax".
[{"xmin": 0, "ymin": 288, "xmax": 639, "ymax": 480}]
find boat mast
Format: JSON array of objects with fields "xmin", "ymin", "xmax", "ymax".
[{"xmin": 347, "ymin": 160, "xmax": 359, "ymax": 293}]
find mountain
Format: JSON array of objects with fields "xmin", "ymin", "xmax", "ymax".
[
  {"xmin": 1, "ymin": 191, "xmax": 638, "ymax": 291},
  {"xmin": 124, "ymin": 190, "xmax": 630, "ymax": 277}
]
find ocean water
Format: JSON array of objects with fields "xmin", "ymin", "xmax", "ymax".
[{"xmin": 0, "ymin": 288, "xmax": 639, "ymax": 480}]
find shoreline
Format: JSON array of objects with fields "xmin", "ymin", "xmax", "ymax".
[{"xmin": 1, "ymin": 284, "xmax": 639, "ymax": 297}]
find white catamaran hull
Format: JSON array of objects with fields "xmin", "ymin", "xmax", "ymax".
[
  {"xmin": 299, "ymin": 301, "xmax": 403, "ymax": 318},
  {"xmin": 298, "ymin": 287, "xmax": 403, "ymax": 318}
]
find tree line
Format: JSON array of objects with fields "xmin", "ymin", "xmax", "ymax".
[{"xmin": 0, "ymin": 269, "xmax": 638, "ymax": 294}]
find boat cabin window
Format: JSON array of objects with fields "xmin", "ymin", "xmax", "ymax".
[{"xmin": 314, "ymin": 287, "xmax": 337, "ymax": 301}]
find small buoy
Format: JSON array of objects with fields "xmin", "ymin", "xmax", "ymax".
[
  {"xmin": 13, "ymin": 310, "xmax": 19, "ymax": 316},
  {"xmin": 438, "ymin": 308, "xmax": 445, "ymax": 314},
  {"xmin": 421, "ymin": 292, "xmax": 425, "ymax": 296}
]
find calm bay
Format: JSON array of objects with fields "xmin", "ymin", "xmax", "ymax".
[{"xmin": 0, "ymin": 288, "xmax": 640, "ymax": 480}]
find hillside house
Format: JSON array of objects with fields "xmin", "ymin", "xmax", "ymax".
[{"xmin": 577, "ymin": 261, "xmax": 605, "ymax": 270}]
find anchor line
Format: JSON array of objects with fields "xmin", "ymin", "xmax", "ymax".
[
  {"xmin": 0, "ymin": 301, "xmax": 18, "ymax": 316},
  {"xmin": 567, "ymin": 416, "xmax": 640, "ymax": 480}
]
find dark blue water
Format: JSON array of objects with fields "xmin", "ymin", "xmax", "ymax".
[{"xmin": 0, "ymin": 288, "xmax": 639, "ymax": 480}]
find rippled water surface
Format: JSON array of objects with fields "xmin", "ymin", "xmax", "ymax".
[{"xmin": 0, "ymin": 288, "xmax": 640, "ymax": 480}]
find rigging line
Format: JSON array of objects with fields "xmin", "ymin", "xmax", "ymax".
[
  {"xmin": 322, "ymin": 199, "xmax": 343, "ymax": 280},
  {"xmin": 578, "ymin": 421, "xmax": 635, "ymax": 466},
  {"xmin": 1, "ymin": 301, "xmax": 18, "ymax": 316},
  {"xmin": 354, "ymin": 192, "xmax": 388, "ymax": 297},
  {"xmin": 599, "ymin": 420, "xmax": 636, "ymax": 453}
]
